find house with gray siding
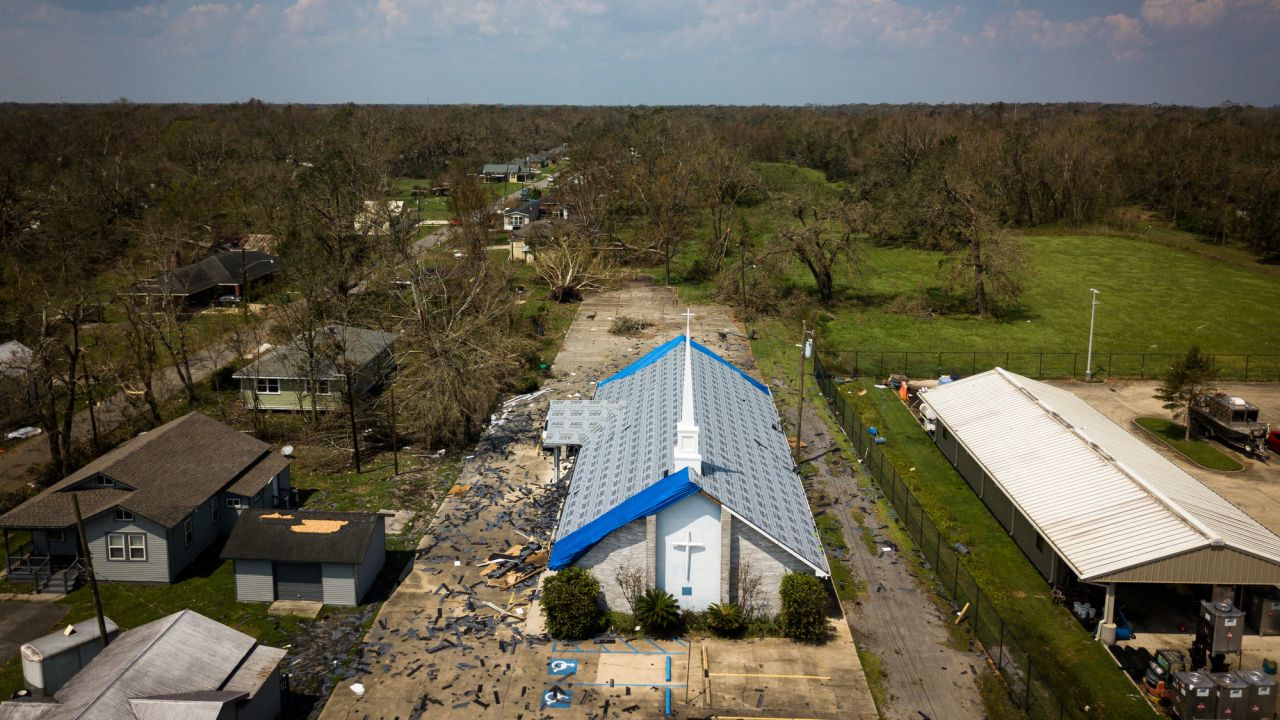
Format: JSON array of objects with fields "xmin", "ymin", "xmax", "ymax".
[
  {"xmin": 222, "ymin": 509, "xmax": 386, "ymax": 606},
  {"xmin": 0, "ymin": 609, "xmax": 286, "ymax": 720},
  {"xmin": 544, "ymin": 323, "xmax": 828, "ymax": 615},
  {"xmin": 1, "ymin": 412, "xmax": 292, "ymax": 590},
  {"xmin": 233, "ymin": 325, "xmax": 397, "ymax": 412}
]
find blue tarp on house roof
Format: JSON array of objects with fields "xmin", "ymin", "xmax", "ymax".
[{"xmin": 548, "ymin": 468, "xmax": 700, "ymax": 569}]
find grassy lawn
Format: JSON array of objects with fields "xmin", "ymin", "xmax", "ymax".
[
  {"xmin": 1134, "ymin": 417, "xmax": 1244, "ymax": 471},
  {"xmin": 835, "ymin": 378, "xmax": 1154, "ymax": 719},
  {"xmin": 663, "ymin": 161, "xmax": 1280, "ymax": 380}
]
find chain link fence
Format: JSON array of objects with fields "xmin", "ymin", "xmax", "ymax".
[
  {"xmin": 820, "ymin": 350, "xmax": 1280, "ymax": 382},
  {"xmin": 814, "ymin": 353, "xmax": 1094, "ymax": 720}
]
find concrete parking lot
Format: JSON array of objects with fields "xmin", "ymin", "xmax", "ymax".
[{"xmin": 1056, "ymin": 379, "xmax": 1280, "ymax": 533}]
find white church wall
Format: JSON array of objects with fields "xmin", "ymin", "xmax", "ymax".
[
  {"xmin": 577, "ymin": 517, "xmax": 648, "ymax": 611},
  {"xmin": 655, "ymin": 492, "xmax": 722, "ymax": 610},
  {"xmin": 731, "ymin": 519, "xmax": 813, "ymax": 616}
]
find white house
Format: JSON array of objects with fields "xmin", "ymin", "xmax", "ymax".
[
  {"xmin": 502, "ymin": 200, "xmax": 540, "ymax": 231},
  {"xmin": 545, "ymin": 319, "xmax": 829, "ymax": 613}
]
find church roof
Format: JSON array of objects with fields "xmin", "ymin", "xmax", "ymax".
[{"xmin": 547, "ymin": 336, "xmax": 828, "ymax": 574}]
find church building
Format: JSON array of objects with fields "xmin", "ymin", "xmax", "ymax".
[{"xmin": 545, "ymin": 318, "xmax": 829, "ymax": 614}]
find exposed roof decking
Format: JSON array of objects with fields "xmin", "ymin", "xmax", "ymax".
[
  {"xmin": 921, "ymin": 368, "xmax": 1280, "ymax": 583},
  {"xmin": 553, "ymin": 338, "xmax": 827, "ymax": 574}
]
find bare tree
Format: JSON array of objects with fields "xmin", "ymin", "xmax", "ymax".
[
  {"xmin": 529, "ymin": 227, "xmax": 622, "ymax": 303},
  {"xmin": 613, "ymin": 563, "xmax": 647, "ymax": 615},
  {"xmin": 774, "ymin": 196, "xmax": 860, "ymax": 307}
]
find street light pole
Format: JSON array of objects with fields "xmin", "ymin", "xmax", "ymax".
[
  {"xmin": 1085, "ymin": 288, "xmax": 1101, "ymax": 381},
  {"xmin": 795, "ymin": 322, "xmax": 813, "ymax": 453}
]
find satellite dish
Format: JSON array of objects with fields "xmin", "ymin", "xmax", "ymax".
[{"xmin": 281, "ymin": 445, "xmax": 295, "ymax": 457}]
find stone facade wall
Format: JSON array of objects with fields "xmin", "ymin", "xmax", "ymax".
[
  {"xmin": 729, "ymin": 519, "xmax": 813, "ymax": 617},
  {"xmin": 576, "ymin": 518, "xmax": 648, "ymax": 610}
]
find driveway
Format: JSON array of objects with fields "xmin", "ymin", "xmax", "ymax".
[
  {"xmin": 0, "ymin": 601, "xmax": 69, "ymax": 666},
  {"xmin": 1052, "ymin": 379, "xmax": 1280, "ymax": 532}
]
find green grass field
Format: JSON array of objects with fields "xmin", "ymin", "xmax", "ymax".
[
  {"xmin": 1134, "ymin": 417, "xmax": 1244, "ymax": 471},
  {"xmin": 669, "ymin": 162, "xmax": 1280, "ymax": 381}
]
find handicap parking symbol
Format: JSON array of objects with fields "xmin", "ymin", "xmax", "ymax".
[
  {"xmin": 543, "ymin": 687, "xmax": 572, "ymax": 709},
  {"xmin": 548, "ymin": 658, "xmax": 578, "ymax": 677}
]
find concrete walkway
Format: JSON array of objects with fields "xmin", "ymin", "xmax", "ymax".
[{"xmin": 317, "ymin": 283, "xmax": 878, "ymax": 719}]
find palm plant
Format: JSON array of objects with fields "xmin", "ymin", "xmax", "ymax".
[{"xmin": 633, "ymin": 588, "xmax": 682, "ymax": 637}]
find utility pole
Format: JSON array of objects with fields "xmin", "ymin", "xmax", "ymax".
[
  {"xmin": 389, "ymin": 380, "xmax": 399, "ymax": 476},
  {"xmin": 72, "ymin": 495, "xmax": 109, "ymax": 649},
  {"xmin": 240, "ymin": 246, "xmax": 248, "ymax": 319},
  {"xmin": 1085, "ymin": 288, "xmax": 1101, "ymax": 381},
  {"xmin": 795, "ymin": 322, "xmax": 813, "ymax": 453}
]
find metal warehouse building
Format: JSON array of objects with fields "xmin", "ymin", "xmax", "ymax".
[{"xmin": 919, "ymin": 368, "xmax": 1280, "ymax": 642}]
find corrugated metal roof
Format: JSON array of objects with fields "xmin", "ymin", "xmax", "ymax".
[
  {"xmin": 920, "ymin": 368, "xmax": 1280, "ymax": 582},
  {"xmin": 2, "ymin": 610, "xmax": 281, "ymax": 720},
  {"xmin": 552, "ymin": 337, "xmax": 828, "ymax": 574}
]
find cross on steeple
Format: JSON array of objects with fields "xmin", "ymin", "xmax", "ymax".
[{"xmin": 682, "ymin": 308, "xmax": 694, "ymax": 340}]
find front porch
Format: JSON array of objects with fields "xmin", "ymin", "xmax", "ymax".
[{"xmin": 3, "ymin": 528, "xmax": 84, "ymax": 594}]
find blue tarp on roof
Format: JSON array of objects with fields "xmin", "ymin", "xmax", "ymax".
[{"xmin": 548, "ymin": 468, "xmax": 700, "ymax": 569}]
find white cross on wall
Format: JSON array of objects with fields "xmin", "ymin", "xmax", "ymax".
[{"xmin": 672, "ymin": 530, "xmax": 705, "ymax": 581}]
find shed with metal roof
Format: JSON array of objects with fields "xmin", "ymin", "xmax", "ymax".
[{"xmin": 919, "ymin": 368, "xmax": 1280, "ymax": 639}]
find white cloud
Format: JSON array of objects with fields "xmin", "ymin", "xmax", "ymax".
[
  {"xmin": 283, "ymin": 0, "xmax": 329, "ymax": 35},
  {"xmin": 1141, "ymin": 0, "xmax": 1228, "ymax": 29},
  {"xmin": 983, "ymin": 9, "xmax": 1148, "ymax": 61}
]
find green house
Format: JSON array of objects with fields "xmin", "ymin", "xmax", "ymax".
[{"xmin": 233, "ymin": 325, "xmax": 398, "ymax": 412}]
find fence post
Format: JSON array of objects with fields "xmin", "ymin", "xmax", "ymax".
[
  {"xmin": 996, "ymin": 620, "xmax": 1005, "ymax": 669},
  {"xmin": 1107, "ymin": 352, "xmax": 1112, "ymax": 376},
  {"xmin": 1039, "ymin": 353, "xmax": 1044, "ymax": 378},
  {"xmin": 973, "ymin": 590, "xmax": 982, "ymax": 639},
  {"xmin": 972, "ymin": 352, "xmax": 977, "ymax": 376},
  {"xmin": 953, "ymin": 554, "xmax": 959, "ymax": 599},
  {"xmin": 1072, "ymin": 354, "xmax": 1077, "ymax": 378},
  {"xmin": 1005, "ymin": 351, "xmax": 1010, "ymax": 369},
  {"xmin": 1140, "ymin": 353, "xmax": 1146, "ymax": 379},
  {"xmin": 1245, "ymin": 355, "xmax": 1250, "ymax": 381},
  {"xmin": 879, "ymin": 353, "xmax": 884, "ymax": 379}
]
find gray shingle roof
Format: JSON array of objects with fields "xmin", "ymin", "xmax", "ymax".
[
  {"xmin": 134, "ymin": 251, "xmax": 277, "ymax": 298},
  {"xmin": 0, "ymin": 340, "xmax": 31, "ymax": 377},
  {"xmin": 552, "ymin": 338, "xmax": 828, "ymax": 574},
  {"xmin": 232, "ymin": 325, "xmax": 397, "ymax": 381},
  {"xmin": 0, "ymin": 610, "xmax": 281, "ymax": 720},
  {"xmin": 481, "ymin": 163, "xmax": 521, "ymax": 175},
  {"xmin": 0, "ymin": 413, "xmax": 287, "ymax": 530},
  {"xmin": 221, "ymin": 509, "xmax": 381, "ymax": 565}
]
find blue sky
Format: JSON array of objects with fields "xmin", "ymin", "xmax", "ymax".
[{"xmin": 2, "ymin": 0, "xmax": 1278, "ymax": 105}]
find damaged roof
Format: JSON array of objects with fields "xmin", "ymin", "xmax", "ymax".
[
  {"xmin": 549, "ymin": 336, "xmax": 828, "ymax": 575},
  {"xmin": 221, "ymin": 509, "xmax": 382, "ymax": 565},
  {"xmin": 133, "ymin": 250, "xmax": 277, "ymax": 298}
]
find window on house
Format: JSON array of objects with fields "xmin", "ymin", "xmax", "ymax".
[
  {"xmin": 115, "ymin": 509, "xmax": 134, "ymax": 522},
  {"xmin": 303, "ymin": 379, "xmax": 333, "ymax": 395},
  {"xmin": 255, "ymin": 378, "xmax": 280, "ymax": 394},
  {"xmin": 47, "ymin": 530, "xmax": 66, "ymax": 543},
  {"xmin": 128, "ymin": 533, "xmax": 146, "ymax": 560},
  {"xmin": 106, "ymin": 533, "xmax": 145, "ymax": 561},
  {"xmin": 225, "ymin": 497, "xmax": 244, "ymax": 509},
  {"xmin": 183, "ymin": 517, "xmax": 194, "ymax": 547},
  {"xmin": 210, "ymin": 497, "xmax": 220, "ymax": 524},
  {"xmin": 95, "ymin": 476, "xmax": 113, "ymax": 487},
  {"xmin": 107, "ymin": 533, "xmax": 125, "ymax": 560}
]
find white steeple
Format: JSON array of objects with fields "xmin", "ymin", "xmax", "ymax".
[{"xmin": 673, "ymin": 309, "xmax": 703, "ymax": 476}]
